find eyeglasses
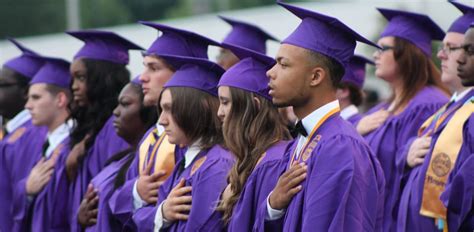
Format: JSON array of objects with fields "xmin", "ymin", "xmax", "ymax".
[
  {"xmin": 437, "ymin": 44, "xmax": 463, "ymax": 55},
  {"xmin": 0, "ymin": 82, "xmax": 20, "ymax": 88},
  {"xmin": 459, "ymin": 43, "xmax": 474, "ymax": 56},
  {"xmin": 375, "ymin": 46, "xmax": 394, "ymax": 55}
]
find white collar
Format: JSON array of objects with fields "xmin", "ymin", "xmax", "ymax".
[
  {"xmin": 340, "ymin": 104, "xmax": 359, "ymax": 120},
  {"xmin": 44, "ymin": 119, "xmax": 73, "ymax": 158},
  {"xmin": 300, "ymin": 100, "xmax": 340, "ymax": 138},
  {"xmin": 184, "ymin": 140, "xmax": 202, "ymax": 168},
  {"xmin": 6, "ymin": 109, "xmax": 31, "ymax": 133},
  {"xmin": 453, "ymin": 87, "xmax": 473, "ymax": 103}
]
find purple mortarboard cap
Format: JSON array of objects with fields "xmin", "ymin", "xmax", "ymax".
[
  {"xmin": 378, "ymin": 8, "xmax": 445, "ymax": 57},
  {"xmin": 341, "ymin": 55, "xmax": 374, "ymax": 89},
  {"xmin": 218, "ymin": 43, "xmax": 275, "ymax": 100},
  {"xmin": 67, "ymin": 30, "xmax": 143, "ymax": 64},
  {"xmin": 3, "ymin": 38, "xmax": 44, "ymax": 79},
  {"xmin": 219, "ymin": 16, "xmax": 278, "ymax": 54},
  {"xmin": 448, "ymin": 1, "xmax": 474, "ymax": 33},
  {"xmin": 140, "ymin": 21, "xmax": 220, "ymax": 59},
  {"xmin": 278, "ymin": 2, "xmax": 379, "ymax": 68},
  {"xmin": 162, "ymin": 56, "xmax": 224, "ymax": 96},
  {"xmin": 30, "ymin": 57, "xmax": 71, "ymax": 88},
  {"xmin": 131, "ymin": 75, "xmax": 141, "ymax": 85}
]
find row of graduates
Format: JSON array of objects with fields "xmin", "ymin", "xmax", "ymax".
[{"xmin": 1, "ymin": 0, "xmax": 474, "ymax": 231}]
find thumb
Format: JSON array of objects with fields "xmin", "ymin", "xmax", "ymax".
[{"xmin": 177, "ymin": 178, "xmax": 186, "ymax": 188}]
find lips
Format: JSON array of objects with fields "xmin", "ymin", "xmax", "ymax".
[{"xmin": 112, "ymin": 119, "xmax": 121, "ymax": 129}]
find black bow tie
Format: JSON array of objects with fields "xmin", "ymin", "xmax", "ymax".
[{"xmin": 294, "ymin": 121, "xmax": 308, "ymax": 137}]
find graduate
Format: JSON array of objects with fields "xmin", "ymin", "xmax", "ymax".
[
  {"xmin": 0, "ymin": 39, "xmax": 46, "ymax": 231},
  {"xmin": 440, "ymin": 14, "xmax": 474, "ymax": 232},
  {"xmin": 12, "ymin": 56, "xmax": 73, "ymax": 232},
  {"xmin": 217, "ymin": 16, "xmax": 278, "ymax": 70},
  {"xmin": 355, "ymin": 9, "xmax": 451, "ymax": 231},
  {"xmin": 108, "ymin": 22, "xmax": 220, "ymax": 230},
  {"xmin": 215, "ymin": 42, "xmax": 291, "ymax": 231},
  {"xmin": 397, "ymin": 3, "xmax": 474, "ymax": 230},
  {"xmin": 337, "ymin": 55, "xmax": 374, "ymax": 125},
  {"xmin": 65, "ymin": 30, "xmax": 142, "ymax": 231},
  {"xmin": 256, "ymin": 2, "xmax": 385, "ymax": 231},
  {"xmin": 132, "ymin": 55, "xmax": 233, "ymax": 231},
  {"xmin": 76, "ymin": 77, "xmax": 157, "ymax": 232}
]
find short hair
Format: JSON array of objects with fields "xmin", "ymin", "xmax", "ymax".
[
  {"xmin": 164, "ymin": 87, "xmax": 223, "ymax": 149},
  {"xmin": 337, "ymin": 82, "xmax": 364, "ymax": 106},
  {"xmin": 306, "ymin": 50, "xmax": 345, "ymax": 88},
  {"xmin": 44, "ymin": 84, "xmax": 72, "ymax": 102}
]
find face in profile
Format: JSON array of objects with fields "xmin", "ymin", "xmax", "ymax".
[
  {"xmin": 217, "ymin": 86, "xmax": 232, "ymax": 129},
  {"xmin": 70, "ymin": 59, "xmax": 89, "ymax": 107},
  {"xmin": 457, "ymin": 28, "xmax": 474, "ymax": 87},
  {"xmin": 437, "ymin": 32, "xmax": 464, "ymax": 91},
  {"xmin": 0, "ymin": 68, "xmax": 26, "ymax": 119},
  {"xmin": 373, "ymin": 36, "xmax": 399, "ymax": 83},
  {"xmin": 266, "ymin": 43, "xmax": 314, "ymax": 108},
  {"xmin": 158, "ymin": 88, "xmax": 189, "ymax": 145},
  {"xmin": 25, "ymin": 84, "xmax": 61, "ymax": 126},
  {"xmin": 140, "ymin": 56, "xmax": 175, "ymax": 107},
  {"xmin": 113, "ymin": 83, "xmax": 144, "ymax": 142}
]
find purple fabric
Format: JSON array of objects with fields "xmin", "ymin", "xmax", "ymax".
[
  {"xmin": 162, "ymin": 56, "xmax": 224, "ymax": 97},
  {"xmin": 132, "ymin": 145, "xmax": 234, "ymax": 232},
  {"xmin": 0, "ymin": 120, "xmax": 41, "ymax": 232},
  {"xmin": 362, "ymin": 86, "xmax": 449, "ymax": 232},
  {"xmin": 347, "ymin": 113, "xmax": 362, "ymax": 126},
  {"xmin": 67, "ymin": 30, "xmax": 143, "ymax": 65},
  {"xmin": 3, "ymin": 38, "xmax": 44, "ymax": 79},
  {"xmin": 140, "ymin": 21, "xmax": 219, "ymax": 59},
  {"xmin": 378, "ymin": 8, "xmax": 445, "ymax": 57},
  {"xmin": 255, "ymin": 115, "xmax": 385, "ymax": 232},
  {"xmin": 397, "ymin": 90, "xmax": 474, "ymax": 232},
  {"xmin": 108, "ymin": 127, "xmax": 185, "ymax": 230},
  {"xmin": 218, "ymin": 42, "xmax": 275, "ymax": 100},
  {"xmin": 441, "ymin": 114, "xmax": 474, "ymax": 231},
  {"xmin": 448, "ymin": 1, "xmax": 474, "ymax": 33},
  {"xmin": 12, "ymin": 138, "xmax": 71, "ymax": 232},
  {"xmin": 69, "ymin": 116, "xmax": 129, "ymax": 232},
  {"xmin": 278, "ymin": 2, "xmax": 379, "ymax": 67},
  {"xmin": 84, "ymin": 154, "xmax": 133, "ymax": 232},
  {"xmin": 341, "ymin": 55, "xmax": 374, "ymax": 89},
  {"xmin": 219, "ymin": 15, "xmax": 278, "ymax": 54},
  {"xmin": 227, "ymin": 141, "xmax": 289, "ymax": 232},
  {"xmin": 30, "ymin": 57, "xmax": 71, "ymax": 88}
]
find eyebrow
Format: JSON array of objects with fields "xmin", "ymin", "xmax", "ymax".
[{"xmin": 219, "ymin": 96, "xmax": 230, "ymax": 101}]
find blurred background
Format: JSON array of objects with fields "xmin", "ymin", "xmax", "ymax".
[{"xmin": 0, "ymin": 0, "xmax": 470, "ymax": 100}]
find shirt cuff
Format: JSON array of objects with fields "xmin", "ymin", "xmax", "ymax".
[
  {"xmin": 154, "ymin": 201, "xmax": 172, "ymax": 231},
  {"xmin": 132, "ymin": 180, "xmax": 146, "ymax": 210},
  {"xmin": 265, "ymin": 192, "xmax": 285, "ymax": 221}
]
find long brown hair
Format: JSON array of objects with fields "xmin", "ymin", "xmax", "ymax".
[
  {"xmin": 390, "ymin": 37, "xmax": 449, "ymax": 112},
  {"xmin": 165, "ymin": 87, "xmax": 223, "ymax": 149},
  {"xmin": 217, "ymin": 87, "xmax": 290, "ymax": 223}
]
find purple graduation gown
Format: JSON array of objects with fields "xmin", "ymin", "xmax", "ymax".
[
  {"xmin": 84, "ymin": 153, "xmax": 133, "ymax": 232},
  {"xmin": 396, "ymin": 90, "xmax": 474, "ymax": 232},
  {"xmin": 255, "ymin": 115, "xmax": 385, "ymax": 232},
  {"xmin": 70, "ymin": 116, "xmax": 129, "ymax": 232},
  {"xmin": 227, "ymin": 141, "xmax": 290, "ymax": 232},
  {"xmin": 0, "ymin": 123, "xmax": 47, "ymax": 232},
  {"xmin": 132, "ymin": 145, "xmax": 234, "ymax": 232},
  {"xmin": 108, "ymin": 127, "xmax": 184, "ymax": 230},
  {"xmin": 362, "ymin": 86, "xmax": 448, "ymax": 232},
  {"xmin": 440, "ymin": 113, "xmax": 474, "ymax": 231},
  {"xmin": 12, "ymin": 138, "xmax": 71, "ymax": 232},
  {"xmin": 347, "ymin": 113, "xmax": 362, "ymax": 126}
]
